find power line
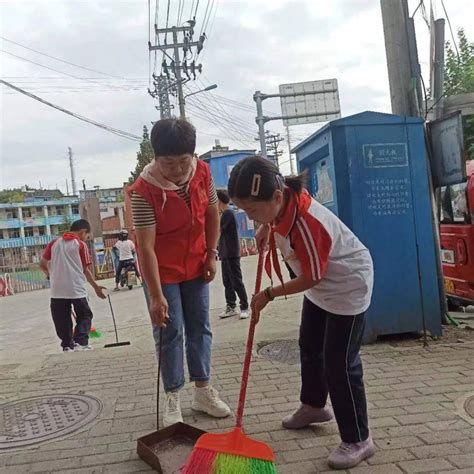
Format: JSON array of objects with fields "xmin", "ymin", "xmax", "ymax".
[
  {"xmin": 440, "ymin": 0, "xmax": 460, "ymax": 59},
  {"xmin": 0, "ymin": 49, "xmax": 128, "ymax": 91},
  {"xmin": 199, "ymin": 0, "xmax": 212, "ymax": 36},
  {"xmin": 165, "ymin": 0, "xmax": 171, "ymax": 44},
  {"xmin": 0, "ymin": 36, "xmax": 127, "ymax": 79},
  {"xmin": 148, "ymin": 0, "xmax": 152, "ymax": 87},
  {"xmin": 1, "ymin": 80, "xmax": 141, "ymax": 141}
]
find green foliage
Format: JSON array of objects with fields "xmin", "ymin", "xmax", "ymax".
[
  {"xmin": 0, "ymin": 188, "xmax": 64, "ymax": 203},
  {"xmin": 128, "ymin": 126, "xmax": 155, "ymax": 183},
  {"xmin": 463, "ymin": 114, "xmax": 474, "ymax": 161},
  {"xmin": 444, "ymin": 28, "xmax": 474, "ymax": 96},
  {"xmin": 444, "ymin": 29, "xmax": 474, "ymax": 161},
  {"xmin": 58, "ymin": 212, "xmax": 74, "ymax": 233},
  {"xmin": 0, "ymin": 189, "xmax": 25, "ymax": 203}
]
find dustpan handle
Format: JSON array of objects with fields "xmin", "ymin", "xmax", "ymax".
[
  {"xmin": 157, "ymin": 327, "xmax": 163, "ymax": 429},
  {"xmin": 236, "ymin": 248, "xmax": 265, "ymax": 428}
]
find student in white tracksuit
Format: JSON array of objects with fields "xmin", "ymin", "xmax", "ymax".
[{"xmin": 228, "ymin": 156, "xmax": 375, "ymax": 470}]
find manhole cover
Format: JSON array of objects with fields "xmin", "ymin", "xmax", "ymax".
[
  {"xmin": 0, "ymin": 394, "xmax": 101, "ymax": 449},
  {"xmin": 257, "ymin": 339, "xmax": 299, "ymax": 364},
  {"xmin": 465, "ymin": 395, "xmax": 474, "ymax": 419}
]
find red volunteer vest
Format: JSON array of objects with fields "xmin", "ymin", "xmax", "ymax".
[{"xmin": 128, "ymin": 160, "xmax": 210, "ymax": 284}]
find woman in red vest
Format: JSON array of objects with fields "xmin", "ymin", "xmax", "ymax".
[{"xmin": 129, "ymin": 119, "xmax": 231, "ymax": 427}]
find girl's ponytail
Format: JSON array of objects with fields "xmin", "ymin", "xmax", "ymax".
[{"xmin": 284, "ymin": 171, "xmax": 307, "ymax": 194}]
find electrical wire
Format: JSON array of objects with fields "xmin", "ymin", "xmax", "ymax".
[
  {"xmin": 154, "ymin": 0, "xmax": 159, "ymax": 74},
  {"xmin": 148, "ymin": 0, "xmax": 151, "ymax": 88},
  {"xmin": 191, "ymin": 107, "xmax": 251, "ymax": 147},
  {"xmin": 177, "ymin": 0, "xmax": 182, "ymax": 24},
  {"xmin": 1, "ymin": 80, "xmax": 141, "ymax": 141},
  {"xmin": 440, "ymin": 0, "xmax": 460, "ymax": 59},
  {"xmin": 187, "ymin": 97, "xmax": 257, "ymax": 144},
  {"xmin": 189, "ymin": 104, "xmax": 256, "ymax": 143},
  {"xmin": 164, "ymin": 0, "xmax": 171, "ymax": 44},
  {"xmin": 189, "ymin": 97, "xmax": 257, "ymax": 137},
  {"xmin": 202, "ymin": 0, "xmax": 215, "ymax": 34},
  {"xmin": 199, "ymin": 0, "xmax": 211, "ymax": 37},
  {"xmin": 194, "ymin": 0, "xmax": 200, "ymax": 18},
  {"xmin": 0, "ymin": 49, "xmax": 128, "ymax": 91},
  {"xmin": 0, "ymin": 36, "xmax": 128, "ymax": 79},
  {"xmin": 411, "ymin": 0, "xmax": 423, "ymax": 18}
]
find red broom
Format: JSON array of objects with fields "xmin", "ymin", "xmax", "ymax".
[{"xmin": 182, "ymin": 249, "xmax": 276, "ymax": 473}]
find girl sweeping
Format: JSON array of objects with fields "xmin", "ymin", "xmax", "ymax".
[{"xmin": 228, "ymin": 156, "xmax": 375, "ymax": 470}]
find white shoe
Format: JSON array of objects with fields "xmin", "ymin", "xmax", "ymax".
[
  {"xmin": 192, "ymin": 386, "xmax": 231, "ymax": 418},
  {"xmin": 219, "ymin": 306, "xmax": 239, "ymax": 319},
  {"xmin": 74, "ymin": 343, "xmax": 93, "ymax": 351},
  {"xmin": 239, "ymin": 309, "xmax": 249, "ymax": 319},
  {"xmin": 163, "ymin": 391, "xmax": 183, "ymax": 427},
  {"xmin": 63, "ymin": 347, "xmax": 74, "ymax": 353}
]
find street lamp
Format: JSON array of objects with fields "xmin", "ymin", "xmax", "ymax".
[{"xmin": 184, "ymin": 84, "xmax": 218, "ymax": 99}]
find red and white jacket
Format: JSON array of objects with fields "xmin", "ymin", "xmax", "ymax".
[
  {"xmin": 128, "ymin": 159, "xmax": 211, "ymax": 284},
  {"xmin": 43, "ymin": 233, "xmax": 92, "ymax": 299},
  {"xmin": 273, "ymin": 189, "xmax": 373, "ymax": 315}
]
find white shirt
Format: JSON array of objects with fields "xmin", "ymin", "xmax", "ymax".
[
  {"xmin": 114, "ymin": 240, "xmax": 136, "ymax": 261},
  {"xmin": 274, "ymin": 191, "xmax": 374, "ymax": 315},
  {"xmin": 44, "ymin": 235, "xmax": 91, "ymax": 299}
]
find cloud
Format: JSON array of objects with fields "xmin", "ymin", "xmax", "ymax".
[{"xmin": 1, "ymin": 0, "xmax": 473, "ymax": 187}]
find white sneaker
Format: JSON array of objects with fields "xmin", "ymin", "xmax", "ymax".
[
  {"xmin": 163, "ymin": 391, "xmax": 183, "ymax": 427},
  {"xmin": 219, "ymin": 306, "xmax": 239, "ymax": 319},
  {"xmin": 192, "ymin": 386, "xmax": 231, "ymax": 418},
  {"xmin": 63, "ymin": 347, "xmax": 74, "ymax": 353},
  {"xmin": 74, "ymin": 343, "xmax": 93, "ymax": 351},
  {"xmin": 239, "ymin": 309, "xmax": 249, "ymax": 319}
]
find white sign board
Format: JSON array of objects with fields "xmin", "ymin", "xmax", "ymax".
[{"xmin": 279, "ymin": 79, "xmax": 341, "ymax": 126}]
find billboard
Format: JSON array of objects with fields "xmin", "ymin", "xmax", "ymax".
[{"xmin": 279, "ymin": 79, "xmax": 341, "ymax": 126}]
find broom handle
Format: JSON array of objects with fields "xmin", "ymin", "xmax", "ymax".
[
  {"xmin": 236, "ymin": 249, "xmax": 265, "ymax": 428},
  {"xmin": 107, "ymin": 294, "xmax": 120, "ymax": 344},
  {"xmin": 157, "ymin": 327, "xmax": 162, "ymax": 429}
]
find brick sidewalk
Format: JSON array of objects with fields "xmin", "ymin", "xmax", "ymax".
[{"xmin": 1, "ymin": 336, "xmax": 473, "ymax": 473}]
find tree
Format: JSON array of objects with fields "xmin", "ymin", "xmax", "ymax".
[
  {"xmin": 0, "ymin": 189, "xmax": 25, "ymax": 203},
  {"xmin": 129, "ymin": 126, "xmax": 154, "ymax": 183},
  {"xmin": 444, "ymin": 29, "xmax": 474, "ymax": 96},
  {"xmin": 444, "ymin": 29, "xmax": 474, "ymax": 161}
]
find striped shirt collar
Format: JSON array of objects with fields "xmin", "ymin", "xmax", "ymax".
[{"xmin": 273, "ymin": 188, "xmax": 311, "ymax": 238}]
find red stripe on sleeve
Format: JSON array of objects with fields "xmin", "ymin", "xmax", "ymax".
[
  {"xmin": 293, "ymin": 214, "xmax": 332, "ymax": 282},
  {"xmin": 42, "ymin": 239, "xmax": 57, "ymax": 261},
  {"xmin": 79, "ymin": 241, "xmax": 93, "ymax": 268}
]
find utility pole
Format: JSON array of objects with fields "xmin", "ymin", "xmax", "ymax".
[
  {"xmin": 68, "ymin": 147, "xmax": 78, "ymax": 196},
  {"xmin": 380, "ymin": 0, "xmax": 417, "ymax": 116},
  {"xmin": 149, "ymin": 21, "xmax": 205, "ymax": 120},
  {"xmin": 154, "ymin": 75, "xmax": 172, "ymax": 119},
  {"xmin": 254, "ymin": 87, "xmax": 339, "ymax": 161},
  {"xmin": 432, "ymin": 19, "xmax": 445, "ymax": 119},
  {"xmin": 264, "ymin": 131, "xmax": 284, "ymax": 169},
  {"xmin": 173, "ymin": 28, "xmax": 186, "ymax": 119},
  {"xmin": 285, "ymin": 125, "xmax": 295, "ymax": 174},
  {"xmin": 254, "ymin": 91, "xmax": 268, "ymax": 159}
]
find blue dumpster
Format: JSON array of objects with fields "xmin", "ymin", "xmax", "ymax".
[{"xmin": 293, "ymin": 111, "xmax": 442, "ymax": 342}]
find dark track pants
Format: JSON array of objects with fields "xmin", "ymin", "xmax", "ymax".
[
  {"xmin": 50, "ymin": 298, "xmax": 93, "ymax": 348},
  {"xmin": 221, "ymin": 257, "xmax": 248, "ymax": 310},
  {"xmin": 299, "ymin": 296, "xmax": 369, "ymax": 443}
]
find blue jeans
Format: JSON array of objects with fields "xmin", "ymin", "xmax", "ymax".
[{"xmin": 144, "ymin": 278, "xmax": 212, "ymax": 392}]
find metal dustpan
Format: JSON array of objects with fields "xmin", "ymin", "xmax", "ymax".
[{"xmin": 137, "ymin": 329, "xmax": 207, "ymax": 473}]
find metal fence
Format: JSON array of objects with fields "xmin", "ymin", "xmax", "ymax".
[{"xmin": 0, "ymin": 244, "xmax": 50, "ymax": 296}]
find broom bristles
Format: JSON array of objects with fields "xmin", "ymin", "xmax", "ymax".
[
  {"xmin": 89, "ymin": 327, "xmax": 102, "ymax": 338},
  {"xmin": 182, "ymin": 447, "xmax": 277, "ymax": 474}
]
